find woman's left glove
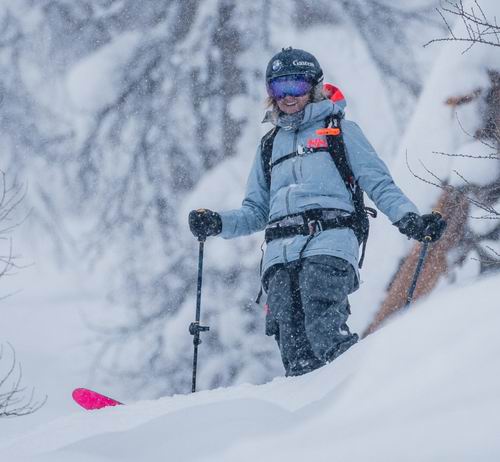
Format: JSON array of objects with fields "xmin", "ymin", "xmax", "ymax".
[
  {"xmin": 188, "ymin": 209, "xmax": 222, "ymax": 239},
  {"xmin": 395, "ymin": 212, "xmax": 447, "ymax": 242}
]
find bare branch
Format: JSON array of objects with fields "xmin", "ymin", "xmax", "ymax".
[
  {"xmin": 471, "ymin": 243, "xmax": 500, "ymax": 267},
  {"xmin": 406, "ymin": 152, "xmax": 500, "ymax": 217},
  {"xmin": 455, "ymin": 111, "xmax": 497, "ymax": 148},
  {"xmin": 470, "ymin": 214, "xmax": 500, "ymax": 220},
  {"xmin": 424, "ymin": 0, "xmax": 500, "ymax": 50},
  {"xmin": 485, "ymin": 244, "xmax": 500, "ymax": 258},
  {"xmin": 0, "ymin": 344, "xmax": 46, "ymax": 418},
  {"xmin": 433, "ymin": 150, "xmax": 500, "ymax": 160}
]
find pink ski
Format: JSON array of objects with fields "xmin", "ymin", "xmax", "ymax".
[{"xmin": 72, "ymin": 388, "xmax": 123, "ymax": 410}]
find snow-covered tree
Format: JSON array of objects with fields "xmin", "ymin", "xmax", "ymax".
[{"xmin": 365, "ymin": 0, "xmax": 500, "ymax": 335}]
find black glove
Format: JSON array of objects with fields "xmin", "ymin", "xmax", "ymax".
[
  {"xmin": 395, "ymin": 212, "xmax": 447, "ymax": 242},
  {"xmin": 188, "ymin": 209, "xmax": 222, "ymax": 239}
]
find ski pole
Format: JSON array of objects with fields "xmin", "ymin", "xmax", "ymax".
[
  {"xmin": 405, "ymin": 237, "xmax": 431, "ymax": 308},
  {"xmin": 404, "ymin": 211, "xmax": 442, "ymax": 308},
  {"xmin": 189, "ymin": 236, "xmax": 210, "ymax": 393}
]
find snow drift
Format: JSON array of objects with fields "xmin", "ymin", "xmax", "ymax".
[{"xmin": 2, "ymin": 273, "xmax": 499, "ymax": 462}]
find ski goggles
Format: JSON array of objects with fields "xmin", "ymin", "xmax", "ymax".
[{"xmin": 267, "ymin": 75, "xmax": 313, "ymax": 99}]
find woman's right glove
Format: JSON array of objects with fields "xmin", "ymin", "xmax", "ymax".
[
  {"xmin": 188, "ymin": 209, "xmax": 222, "ymax": 239},
  {"xmin": 395, "ymin": 212, "xmax": 447, "ymax": 242}
]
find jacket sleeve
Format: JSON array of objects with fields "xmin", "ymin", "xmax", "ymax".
[
  {"xmin": 342, "ymin": 120, "xmax": 419, "ymax": 223},
  {"xmin": 218, "ymin": 145, "xmax": 270, "ymax": 238}
]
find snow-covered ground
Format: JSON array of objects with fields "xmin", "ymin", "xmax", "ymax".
[
  {"xmin": 0, "ymin": 243, "xmax": 108, "ymax": 444},
  {"xmin": 1, "ymin": 1, "xmax": 498, "ymax": 459},
  {"xmin": 1, "ymin": 272, "xmax": 499, "ymax": 462}
]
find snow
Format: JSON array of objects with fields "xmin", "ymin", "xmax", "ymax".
[
  {"xmin": 1, "ymin": 0, "xmax": 449, "ymax": 397},
  {"xmin": 66, "ymin": 32, "xmax": 141, "ymax": 113},
  {"xmin": 354, "ymin": 0, "xmax": 500, "ymax": 324},
  {"xmin": 0, "ymin": 241, "xmax": 110, "ymax": 444},
  {"xmin": 448, "ymin": 140, "xmax": 500, "ymax": 187},
  {"xmin": 2, "ymin": 0, "xmax": 499, "ymax": 459},
  {"xmin": 391, "ymin": 0, "xmax": 500, "ymax": 214},
  {"xmin": 1, "ymin": 272, "xmax": 500, "ymax": 461}
]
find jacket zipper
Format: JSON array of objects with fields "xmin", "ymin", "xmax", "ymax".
[
  {"xmin": 285, "ymin": 129, "xmax": 300, "ymax": 216},
  {"xmin": 283, "ymin": 129, "xmax": 300, "ymax": 265}
]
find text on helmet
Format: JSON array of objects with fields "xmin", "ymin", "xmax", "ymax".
[{"xmin": 293, "ymin": 60, "xmax": 315, "ymax": 67}]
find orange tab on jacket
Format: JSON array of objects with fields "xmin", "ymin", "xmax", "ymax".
[{"xmin": 316, "ymin": 128, "xmax": 340, "ymax": 136}]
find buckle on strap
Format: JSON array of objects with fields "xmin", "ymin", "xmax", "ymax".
[
  {"xmin": 307, "ymin": 219, "xmax": 323, "ymax": 236},
  {"xmin": 268, "ymin": 214, "xmax": 303, "ymax": 228},
  {"xmin": 303, "ymin": 209, "xmax": 323, "ymax": 236},
  {"xmin": 268, "ymin": 209, "xmax": 350, "ymax": 229}
]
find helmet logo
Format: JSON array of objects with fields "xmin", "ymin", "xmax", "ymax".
[
  {"xmin": 293, "ymin": 60, "xmax": 315, "ymax": 68},
  {"xmin": 272, "ymin": 59, "xmax": 283, "ymax": 71}
]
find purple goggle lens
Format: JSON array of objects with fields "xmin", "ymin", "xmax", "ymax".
[{"xmin": 267, "ymin": 76, "xmax": 313, "ymax": 99}]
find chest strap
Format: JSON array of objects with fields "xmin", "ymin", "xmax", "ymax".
[{"xmin": 269, "ymin": 147, "xmax": 329, "ymax": 171}]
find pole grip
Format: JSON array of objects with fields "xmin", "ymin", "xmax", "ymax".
[
  {"xmin": 423, "ymin": 210, "xmax": 443, "ymax": 241},
  {"xmin": 405, "ymin": 210, "xmax": 442, "ymax": 307}
]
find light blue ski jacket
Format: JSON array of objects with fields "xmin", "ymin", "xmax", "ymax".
[{"xmin": 218, "ymin": 99, "xmax": 418, "ymax": 288}]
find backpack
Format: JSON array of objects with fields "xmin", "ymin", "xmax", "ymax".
[{"xmin": 259, "ymin": 112, "xmax": 377, "ymax": 269}]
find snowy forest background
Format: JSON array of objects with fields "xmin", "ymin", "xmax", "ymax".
[{"xmin": 0, "ymin": 0, "xmax": 498, "ymax": 418}]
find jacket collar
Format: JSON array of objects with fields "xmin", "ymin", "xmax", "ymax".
[{"xmin": 262, "ymin": 100, "xmax": 343, "ymax": 129}]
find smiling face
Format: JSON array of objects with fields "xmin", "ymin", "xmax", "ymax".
[{"xmin": 275, "ymin": 93, "xmax": 311, "ymax": 114}]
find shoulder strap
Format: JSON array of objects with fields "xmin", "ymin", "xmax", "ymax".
[
  {"xmin": 260, "ymin": 127, "xmax": 279, "ymax": 189},
  {"xmin": 325, "ymin": 115, "xmax": 377, "ymax": 268},
  {"xmin": 324, "ymin": 116, "xmax": 355, "ymax": 190}
]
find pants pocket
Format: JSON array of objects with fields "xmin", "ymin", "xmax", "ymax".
[{"xmin": 308, "ymin": 255, "xmax": 352, "ymax": 274}]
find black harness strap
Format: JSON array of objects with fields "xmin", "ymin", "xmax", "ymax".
[
  {"xmin": 265, "ymin": 214, "xmax": 355, "ymax": 243},
  {"xmin": 324, "ymin": 116, "xmax": 355, "ymax": 189},
  {"xmin": 323, "ymin": 115, "xmax": 377, "ymax": 267},
  {"xmin": 269, "ymin": 147, "xmax": 329, "ymax": 171},
  {"xmin": 261, "ymin": 127, "xmax": 279, "ymax": 188}
]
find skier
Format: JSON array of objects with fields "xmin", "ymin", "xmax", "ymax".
[{"xmin": 188, "ymin": 47, "xmax": 446, "ymax": 377}]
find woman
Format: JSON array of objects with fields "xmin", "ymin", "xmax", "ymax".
[{"xmin": 189, "ymin": 47, "xmax": 445, "ymax": 376}]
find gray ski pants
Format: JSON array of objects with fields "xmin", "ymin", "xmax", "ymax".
[{"xmin": 265, "ymin": 255, "xmax": 358, "ymax": 376}]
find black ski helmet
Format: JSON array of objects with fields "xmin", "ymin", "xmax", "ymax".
[{"xmin": 265, "ymin": 47, "xmax": 323, "ymax": 85}]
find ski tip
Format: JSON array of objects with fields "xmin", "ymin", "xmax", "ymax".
[{"xmin": 72, "ymin": 388, "xmax": 122, "ymax": 410}]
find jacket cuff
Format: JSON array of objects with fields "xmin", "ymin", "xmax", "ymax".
[
  {"xmin": 218, "ymin": 211, "xmax": 237, "ymax": 239},
  {"xmin": 390, "ymin": 204, "xmax": 420, "ymax": 225}
]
